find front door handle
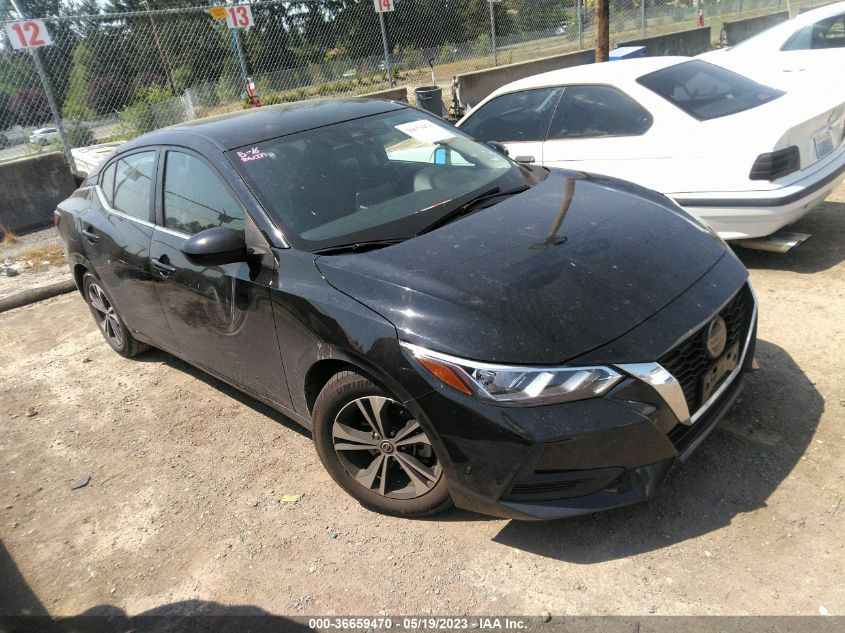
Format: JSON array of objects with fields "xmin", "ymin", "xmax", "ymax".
[
  {"xmin": 81, "ymin": 227, "xmax": 100, "ymax": 243},
  {"xmin": 151, "ymin": 257, "xmax": 176, "ymax": 277}
]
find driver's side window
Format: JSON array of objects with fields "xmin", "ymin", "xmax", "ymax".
[
  {"xmin": 162, "ymin": 151, "xmax": 245, "ymax": 236},
  {"xmin": 460, "ymin": 87, "xmax": 564, "ymax": 143}
]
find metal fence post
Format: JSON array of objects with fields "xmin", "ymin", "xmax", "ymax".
[
  {"xmin": 641, "ymin": 0, "xmax": 646, "ymax": 37},
  {"xmin": 8, "ymin": 0, "xmax": 77, "ymax": 174},
  {"xmin": 378, "ymin": 10, "xmax": 394, "ymax": 86},
  {"xmin": 231, "ymin": 28, "xmax": 250, "ymax": 93},
  {"xmin": 489, "ymin": 1, "xmax": 498, "ymax": 66},
  {"xmin": 578, "ymin": 0, "xmax": 583, "ymax": 49}
]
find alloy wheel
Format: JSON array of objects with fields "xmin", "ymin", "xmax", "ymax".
[
  {"xmin": 332, "ymin": 396, "xmax": 442, "ymax": 499},
  {"xmin": 87, "ymin": 282, "xmax": 124, "ymax": 348}
]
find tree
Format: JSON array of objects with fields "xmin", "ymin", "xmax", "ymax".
[
  {"xmin": 62, "ymin": 41, "xmax": 99, "ymax": 119},
  {"xmin": 8, "ymin": 88, "xmax": 51, "ymax": 126}
]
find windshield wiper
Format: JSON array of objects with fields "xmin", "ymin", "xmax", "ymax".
[
  {"xmin": 312, "ymin": 238, "xmax": 406, "ymax": 255},
  {"xmin": 416, "ymin": 185, "xmax": 529, "ymax": 236}
]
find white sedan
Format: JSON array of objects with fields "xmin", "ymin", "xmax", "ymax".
[
  {"xmin": 457, "ymin": 57, "xmax": 845, "ymax": 240},
  {"xmin": 699, "ymin": 2, "xmax": 845, "ymax": 91},
  {"xmin": 28, "ymin": 127, "xmax": 61, "ymax": 145}
]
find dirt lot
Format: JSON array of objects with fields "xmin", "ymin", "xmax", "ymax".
[{"xmin": 1, "ymin": 188, "xmax": 844, "ymax": 619}]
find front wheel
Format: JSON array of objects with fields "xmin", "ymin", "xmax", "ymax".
[
  {"xmin": 82, "ymin": 273, "xmax": 147, "ymax": 358},
  {"xmin": 312, "ymin": 371, "xmax": 452, "ymax": 517}
]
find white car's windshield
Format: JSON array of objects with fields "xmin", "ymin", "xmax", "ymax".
[{"xmin": 232, "ymin": 108, "xmax": 529, "ymax": 251}]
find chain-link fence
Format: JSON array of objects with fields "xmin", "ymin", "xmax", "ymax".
[{"xmin": 0, "ymin": 0, "xmax": 830, "ymax": 170}]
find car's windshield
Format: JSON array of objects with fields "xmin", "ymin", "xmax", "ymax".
[
  {"xmin": 230, "ymin": 108, "xmax": 529, "ymax": 251},
  {"xmin": 636, "ymin": 60, "xmax": 783, "ymax": 121}
]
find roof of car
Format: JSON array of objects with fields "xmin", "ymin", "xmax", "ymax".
[
  {"xmin": 119, "ymin": 98, "xmax": 407, "ymax": 153},
  {"xmin": 790, "ymin": 0, "xmax": 845, "ymax": 26},
  {"xmin": 483, "ymin": 56, "xmax": 688, "ymax": 98}
]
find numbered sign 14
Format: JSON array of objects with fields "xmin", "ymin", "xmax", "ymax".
[
  {"xmin": 373, "ymin": 0, "xmax": 394, "ymax": 13},
  {"xmin": 4, "ymin": 20, "xmax": 53, "ymax": 50},
  {"xmin": 225, "ymin": 4, "xmax": 254, "ymax": 29}
]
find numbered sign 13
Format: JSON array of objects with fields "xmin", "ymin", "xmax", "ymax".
[
  {"xmin": 225, "ymin": 5, "xmax": 254, "ymax": 28},
  {"xmin": 373, "ymin": 0, "xmax": 394, "ymax": 13},
  {"xmin": 4, "ymin": 20, "xmax": 53, "ymax": 50}
]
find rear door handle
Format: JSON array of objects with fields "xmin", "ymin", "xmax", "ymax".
[
  {"xmin": 151, "ymin": 257, "xmax": 176, "ymax": 277},
  {"xmin": 81, "ymin": 228, "xmax": 100, "ymax": 243}
]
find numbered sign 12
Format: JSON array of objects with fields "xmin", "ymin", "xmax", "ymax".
[
  {"xmin": 4, "ymin": 20, "xmax": 53, "ymax": 50},
  {"xmin": 373, "ymin": 0, "xmax": 394, "ymax": 13},
  {"xmin": 225, "ymin": 4, "xmax": 254, "ymax": 29}
]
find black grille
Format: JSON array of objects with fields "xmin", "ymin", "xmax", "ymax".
[{"xmin": 658, "ymin": 285, "xmax": 754, "ymax": 413}]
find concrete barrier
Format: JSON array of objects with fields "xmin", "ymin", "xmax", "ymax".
[
  {"xmin": 721, "ymin": 12, "xmax": 788, "ymax": 47},
  {"xmin": 456, "ymin": 49, "xmax": 595, "ymax": 109},
  {"xmin": 360, "ymin": 86, "xmax": 408, "ymax": 103},
  {"xmin": 0, "ymin": 152, "xmax": 76, "ymax": 233},
  {"xmin": 620, "ymin": 27, "xmax": 712, "ymax": 57}
]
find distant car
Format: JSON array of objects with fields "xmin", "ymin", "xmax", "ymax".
[
  {"xmin": 29, "ymin": 127, "xmax": 60, "ymax": 145},
  {"xmin": 699, "ymin": 2, "xmax": 845, "ymax": 90},
  {"xmin": 457, "ymin": 57, "xmax": 845, "ymax": 240},
  {"xmin": 342, "ymin": 68, "xmax": 357, "ymax": 78},
  {"xmin": 555, "ymin": 22, "xmax": 568, "ymax": 36},
  {"xmin": 0, "ymin": 132, "xmax": 9, "ymax": 149},
  {"xmin": 55, "ymin": 99, "xmax": 757, "ymax": 520}
]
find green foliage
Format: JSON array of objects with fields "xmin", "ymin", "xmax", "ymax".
[
  {"xmin": 117, "ymin": 85, "xmax": 183, "ymax": 139},
  {"xmin": 62, "ymin": 42, "xmax": 98, "ymax": 120},
  {"xmin": 48, "ymin": 124, "xmax": 95, "ymax": 150}
]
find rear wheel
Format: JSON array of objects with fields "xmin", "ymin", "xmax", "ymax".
[
  {"xmin": 312, "ymin": 371, "xmax": 452, "ymax": 517},
  {"xmin": 82, "ymin": 273, "xmax": 147, "ymax": 358}
]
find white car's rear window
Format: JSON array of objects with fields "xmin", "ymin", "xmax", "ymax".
[{"xmin": 637, "ymin": 60, "xmax": 782, "ymax": 121}]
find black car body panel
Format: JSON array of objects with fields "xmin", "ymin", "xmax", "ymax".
[
  {"xmin": 56, "ymin": 99, "xmax": 757, "ymax": 520},
  {"xmin": 316, "ymin": 169, "xmax": 729, "ymax": 364}
]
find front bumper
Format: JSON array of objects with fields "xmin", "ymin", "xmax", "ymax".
[
  {"xmin": 671, "ymin": 149, "xmax": 845, "ymax": 240},
  {"xmin": 406, "ymin": 262, "xmax": 757, "ymax": 521}
]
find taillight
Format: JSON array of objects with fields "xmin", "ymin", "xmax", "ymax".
[
  {"xmin": 53, "ymin": 210, "xmax": 60, "ymax": 227},
  {"xmin": 749, "ymin": 146, "xmax": 801, "ymax": 181}
]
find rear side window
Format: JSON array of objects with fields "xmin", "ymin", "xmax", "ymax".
[
  {"xmin": 637, "ymin": 60, "xmax": 783, "ymax": 121},
  {"xmin": 113, "ymin": 151, "xmax": 155, "ymax": 221},
  {"xmin": 782, "ymin": 14, "xmax": 845, "ymax": 50},
  {"xmin": 460, "ymin": 87, "xmax": 563, "ymax": 143},
  {"xmin": 100, "ymin": 162, "xmax": 116, "ymax": 206},
  {"xmin": 162, "ymin": 151, "xmax": 244, "ymax": 236},
  {"xmin": 548, "ymin": 85, "xmax": 652, "ymax": 139}
]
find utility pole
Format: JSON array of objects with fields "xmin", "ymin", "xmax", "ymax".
[
  {"xmin": 140, "ymin": 0, "xmax": 177, "ymax": 96},
  {"xmin": 595, "ymin": 0, "xmax": 609, "ymax": 62},
  {"xmin": 8, "ymin": 0, "xmax": 77, "ymax": 174}
]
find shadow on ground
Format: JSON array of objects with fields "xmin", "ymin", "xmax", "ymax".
[
  {"xmin": 733, "ymin": 201, "xmax": 845, "ymax": 274},
  {"xmin": 0, "ymin": 542, "xmax": 310, "ymax": 630},
  {"xmin": 493, "ymin": 339, "xmax": 821, "ymax": 562},
  {"xmin": 135, "ymin": 350, "xmax": 310, "ymax": 440}
]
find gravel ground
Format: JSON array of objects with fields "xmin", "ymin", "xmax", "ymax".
[
  {"xmin": 0, "ymin": 226, "xmax": 69, "ymax": 301},
  {"xmin": 1, "ymin": 189, "xmax": 843, "ymax": 618}
]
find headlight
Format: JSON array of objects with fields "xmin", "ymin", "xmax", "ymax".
[{"xmin": 401, "ymin": 342, "xmax": 622, "ymax": 406}]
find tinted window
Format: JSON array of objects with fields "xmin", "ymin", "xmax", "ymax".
[
  {"xmin": 783, "ymin": 14, "xmax": 845, "ymax": 50},
  {"xmin": 100, "ymin": 162, "xmax": 116, "ymax": 205},
  {"xmin": 232, "ymin": 108, "xmax": 525, "ymax": 251},
  {"xmin": 637, "ymin": 60, "xmax": 783, "ymax": 121},
  {"xmin": 460, "ymin": 88, "xmax": 564, "ymax": 143},
  {"xmin": 548, "ymin": 85, "xmax": 652, "ymax": 139},
  {"xmin": 113, "ymin": 152, "xmax": 155, "ymax": 221},
  {"xmin": 163, "ymin": 152, "xmax": 244, "ymax": 236}
]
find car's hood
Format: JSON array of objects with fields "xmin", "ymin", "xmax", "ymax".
[{"xmin": 316, "ymin": 169, "xmax": 727, "ymax": 364}]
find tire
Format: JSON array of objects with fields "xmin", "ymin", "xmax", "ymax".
[
  {"xmin": 313, "ymin": 371, "xmax": 453, "ymax": 517},
  {"xmin": 82, "ymin": 272, "xmax": 147, "ymax": 358}
]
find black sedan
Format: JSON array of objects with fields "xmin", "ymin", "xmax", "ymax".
[{"xmin": 55, "ymin": 99, "xmax": 757, "ymax": 519}]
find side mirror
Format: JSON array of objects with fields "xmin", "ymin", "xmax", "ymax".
[
  {"xmin": 181, "ymin": 227, "xmax": 247, "ymax": 266},
  {"xmin": 486, "ymin": 141, "xmax": 509, "ymax": 157}
]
